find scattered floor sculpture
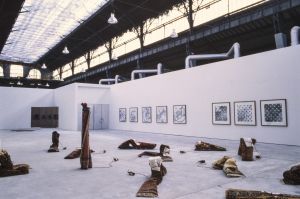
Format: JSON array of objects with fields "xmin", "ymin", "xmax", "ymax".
[
  {"xmin": 213, "ymin": 156, "xmax": 244, "ymax": 177},
  {"xmin": 80, "ymin": 103, "xmax": 92, "ymax": 169},
  {"xmin": 225, "ymin": 189, "xmax": 300, "ymax": 199},
  {"xmin": 283, "ymin": 163, "xmax": 300, "ymax": 185},
  {"xmin": 238, "ymin": 137, "xmax": 260, "ymax": 161},
  {"xmin": 0, "ymin": 149, "xmax": 29, "ymax": 177},
  {"xmin": 64, "ymin": 148, "xmax": 95, "ymax": 159},
  {"xmin": 48, "ymin": 131, "xmax": 60, "ymax": 152},
  {"xmin": 118, "ymin": 139, "xmax": 156, "ymax": 150},
  {"xmin": 195, "ymin": 141, "xmax": 226, "ymax": 151},
  {"xmin": 138, "ymin": 144, "xmax": 173, "ymax": 162},
  {"xmin": 136, "ymin": 157, "xmax": 167, "ymax": 198}
]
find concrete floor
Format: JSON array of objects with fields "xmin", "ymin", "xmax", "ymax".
[{"xmin": 0, "ymin": 129, "xmax": 299, "ymax": 199}]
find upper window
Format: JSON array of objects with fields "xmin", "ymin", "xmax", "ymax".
[
  {"xmin": 10, "ymin": 64, "xmax": 23, "ymax": 78},
  {"xmin": 0, "ymin": 66, "xmax": 3, "ymax": 77},
  {"xmin": 28, "ymin": 69, "xmax": 41, "ymax": 79}
]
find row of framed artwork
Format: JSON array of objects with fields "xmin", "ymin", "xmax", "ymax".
[
  {"xmin": 212, "ymin": 99, "xmax": 287, "ymax": 126},
  {"xmin": 119, "ymin": 105, "xmax": 187, "ymax": 124}
]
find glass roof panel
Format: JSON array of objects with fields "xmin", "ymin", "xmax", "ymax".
[{"xmin": 0, "ymin": 0, "xmax": 109, "ymax": 64}]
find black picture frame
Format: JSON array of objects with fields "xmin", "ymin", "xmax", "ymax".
[
  {"xmin": 156, "ymin": 106, "xmax": 168, "ymax": 123},
  {"xmin": 142, "ymin": 107, "xmax": 152, "ymax": 123},
  {"xmin": 212, "ymin": 102, "xmax": 231, "ymax": 125},
  {"xmin": 260, "ymin": 99, "xmax": 287, "ymax": 127},
  {"xmin": 119, "ymin": 108, "xmax": 126, "ymax": 122},
  {"xmin": 173, "ymin": 105, "xmax": 187, "ymax": 124},
  {"xmin": 234, "ymin": 101, "xmax": 256, "ymax": 126},
  {"xmin": 129, "ymin": 107, "xmax": 138, "ymax": 123}
]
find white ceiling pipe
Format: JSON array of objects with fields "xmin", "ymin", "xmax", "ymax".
[
  {"xmin": 131, "ymin": 63, "xmax": 162, "ymax": 80},
  {"xmin": 99, "ymin": 78, "xmax": 116, "ymax": 85},
  {"xmin": 185, "ymin": 42, "xmax": 240, "ymax": 69},
  {"xmin": 291, "ymin": 26, "xmax": 300, "ymax": 46},
  {"xmin": 99, "ymin": 75, "xmax": 121, "ymax": 85},
  {"xmin": 115, "ymin": 75, "xmax": 120, "ymax": 84}
]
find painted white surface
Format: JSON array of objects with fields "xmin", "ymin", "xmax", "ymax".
[
  {"xmin": 109, "ymin": 45, "xmax": 300, "ymax": 145},
  {"xmin": 75, "ymin": 83, "xmax": 110, "ymax": 130},
  {"xmin": 0, "ymin": 46, "xmax": 299, "ymax": 145},
  {"xmin": 0, "ymin": 87, "xmax": 54, "ymax": 129},
  {"xmin": 54, "ymin": 84, "xmax": 77, "ymax": 130}
]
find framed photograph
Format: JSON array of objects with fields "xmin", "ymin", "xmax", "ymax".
[
  {"xmin": 156, "ymin": 106, "xmax": 168, "ymax": 123},
  {"xmin": 173, "ymin": 105, "xmax": 187, "ymax": 124},
  {"xmin": 212, "ymin": 102, "xmax": 231, "ymax": 125},
  {"xmin": 119, "ymin": 108, "xmax": 126, "ymax": 122},
  {"xmin": 129, "ymin": 107, "xmax": 138, "ymax": 122},
  {"xmin": 260, "ymin": 99, "xmax": 287, "ymax": 126},
  {"xmin": 234, "ymin": 101, "xmax": 256, "ymax": 126},
  {"xmin": 142, "ymin": 107, "xmax": 152, "ymax": 123}
]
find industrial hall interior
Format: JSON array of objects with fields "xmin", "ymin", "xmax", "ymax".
[{"xmin": 0, "ymin": 0, "xmax": 299, "ymax": 198}]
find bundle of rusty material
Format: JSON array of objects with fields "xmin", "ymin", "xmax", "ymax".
[
  {"xmin": 138, "ymin": 144, "xmax": 173, "ymax": 162},
  {"xmin": 238, "ymin": 138, "xmax": 260, "ymax": 161},
  {"xmin": 225, "ymin": 189, "xmax": 300, "ymax": 199},
  {"xmin": 195, "ymin": 140, "xmax": 226, "ymax": 151},
  {"xmin": 64, "ymin": 148, "xmax": 95, "ymax": 159},
  {"xmin": 48, "ymin": 131, "xmax": 60, "ymax": 152},
  {"xmin": 283, "ymin": 164, "xmax": 300, "ymax": 185},
  {"xmin": 118, "ymin": 139, "xmax": 156, "ymax": 150},
  {"xmin": 213, "ymin": 156, "xmax": 244, "ymax": 177},
  {"xmin": 136, "ymin": 157, "xmax": 167, "ymax": 198},
  {"xmin": 0, "ymin": 149, "xmax": 29, "ymax": 177},
  {"xmin": 80, "ymin": 103, "xmax": 92, "ymax": 170}
]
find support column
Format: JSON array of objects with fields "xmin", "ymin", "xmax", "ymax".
[
  {"xmin": 87, "ymin": 51, "xmax": 91, "ymax": 69},
  {"xmin": 3, "ymin": 63, "xmax": 10, "ymax": 78},
  {"xmin": 41, "ymin": 69, "xmax": 49, "ymax": 80},
  {"xmin": 23, "ymin": 66, "xmax": 31, "ymax": 78},
  {"xmin": 71, "ymin": 61, "xmax": 75, "ymax": 75},
  {"xmin": 59, "ymin": 67, "xmax": 62, "ymax": 80}
]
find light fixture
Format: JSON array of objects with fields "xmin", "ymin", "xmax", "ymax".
[
  {"xmin": 107, "ymin": 13, "xmax": 118, "ymax": 24},
  {"xmin": 46, "ymin": 83, "xmax": 50, "ymax": 87},
  {"xmin": 112, "ymin": 53, "xmax": 118, "ymax": 60},
  {"xmin": 170, "ymin": 28, "xmax": 178, "ymax": 38},
  {"xmin": 41, "ymin": 63, "xmax": 47, "ymax": 69},
  {"xmin": 17, "ymin": 81, "xmax": 22, "ymax": 85},
  {"xmin": 62, "ymin": 46, "xmax": 69, "ymax": 54}
]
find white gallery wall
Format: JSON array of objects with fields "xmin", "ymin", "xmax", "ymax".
[
  {"xmin": 54, "ymin": 84, "xmax": 77, "ymax": 130},
  {"xmin": 0, "ymin": 87, "xmax": 54, "ymax": 129},
  {"xmin": 109, "ymin": 45, "xmax": 300, "ymax": 145},
  {"xmin": 75, "ymin": 84, "xmax": 110, "ymax": 130},
  {"xmin": 0, "ymin": 83, "xmax": 109, "ymax": 131},
  {"xmin": 0, "ymin": 45, "xmax": 299, "ymax": 145}
]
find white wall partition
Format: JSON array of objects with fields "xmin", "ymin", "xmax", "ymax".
[
  {"xmin": 54, "ymin": 84, "xmax": 77, "ymax": 130},
  {"xmin": 109, "ymin": 45, "xmax": 300, "ymax": 145},
  {"xmin": 0, "ymin": 45, "xmax": 299, "ymax": 145},
  {"xmin": 0, "ymin": 87, "xmax": 54, "ymax": 129},
  {"xmin": 75, "ymin": 84, "xmax": 110, "ymax": 130}
]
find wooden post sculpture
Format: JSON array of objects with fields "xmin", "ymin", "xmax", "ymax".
[{"xmin": 80, "ymin": 103, "xmax": 92, "ymax": 169}]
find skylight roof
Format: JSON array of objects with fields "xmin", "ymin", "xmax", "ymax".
[{"xmin": 0, "ymin": 0, "xmax": 109, "ymax": 64}]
